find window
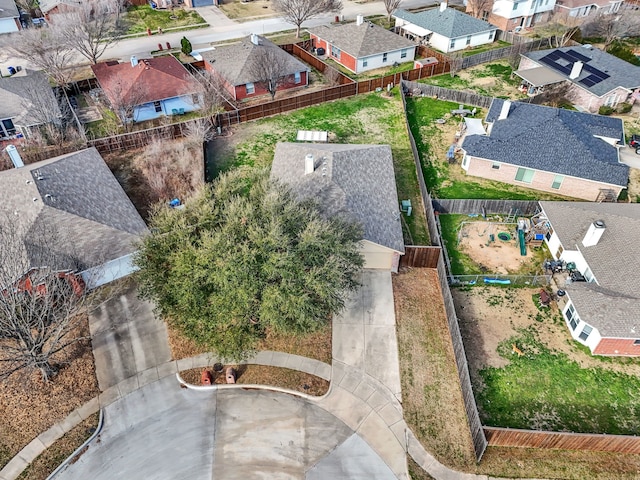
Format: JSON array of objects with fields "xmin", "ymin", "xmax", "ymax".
[
  {"xmin": 578, "ymin": 324, "xmax": 593, "ymax": 341},
  {"xmin": 492, "ymin": 162, "xmax": 500, "ymax": 169},
  {"xmin": 462, "ymin": 155, "xmax": 469, "ymax": 167},
  {"xmin": 383, "ymin": 52, "xmax": 388, "ymax": 63},
  {"xmin": 545, "ymin": 226, "xmax": 553, "ymax": 241},
  {"xmin": 450, "ymin": 39, "xmax": 455, "ymax": 49},
  {"xmin": 515, "ymin": 167, "xmax": 535, "ymax": 183},
  {"xmin": 555, "ymin": 245, "xmax": 564, "ymax": 258},
  {"xmin": 489, "ymin": 31, "xmax": 495, "ymax": 40},
  {"xmin": 551, "ymin": 174, "xmax": 564, "ymax": 189},
  {"xmin": 566, "ymin": 304, "xmax": 579, "ymax": 330},
  {"xmin": 482, "ymin": 10, "xmax": 489, "ymax": 20},
  {"xmin": 466, "ymin": 35, "xmax": 472, "ymax": 45},
  {"xmin": 0, "ymin": 118, "xmax": 16, "ymax": 138},
  {"xmin": 153, "ymin": 101, "xmax": 162, "ymax": 113},
  {"xmin": 634, "ymin": 339, "xmax": 640, "ymax": 346},
  {"xmin": 401, "ymin": 49, "xmax": 407, "ymax": 59},
  {"xmin": 294, "ymin": 71, "xmax": 301, "ymax": 84},
  {"xmin": 246, "ymin": 82, "xmax": 255, "ymax": 94},
  {"xmin": 331, "ymin": 45, "xmax": 341, "ymax": 59},
  {"xmin": 513, "ymin": 2, "xmax": 518, "ymax": 10},
  {"xmin": 363, "ymin": 58, "xmax": 368, "ymax": 67}
]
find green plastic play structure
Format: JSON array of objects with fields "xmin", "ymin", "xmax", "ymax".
[{"xmin": 518, "ymin": 229, "xmax": 526, "ymax": 256}]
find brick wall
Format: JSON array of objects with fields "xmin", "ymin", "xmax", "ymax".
[
  {"xmin": 234, "ymin": 72, "xmax": 308, "ymax": 101},
  {"xmin": 311, "ymin": 33, "xmax": 357, "ymax": 73},
  {"xmin": 594, "ymin": 338, "xmax": 640, "ymax": 356},
  {"xmin": 465, "ymin": 156, "xmax": 623, "ymax": 201}
]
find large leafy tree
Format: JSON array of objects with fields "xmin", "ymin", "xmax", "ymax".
[{"xmin": 134, "ymin": 169, "xmax": 364, "ymax": 360}]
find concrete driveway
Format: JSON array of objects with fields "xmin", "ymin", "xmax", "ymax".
[
  {"xmin": 89, "ymin": 285, "xmax": 171, "ymax": 390},
  {"xmin": 54, "ymin": 376, "xmax": 397, "ymax": 480}
]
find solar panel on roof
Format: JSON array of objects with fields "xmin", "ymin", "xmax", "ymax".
[
  {"xmin": 579, "ymin": 77, "xmax": 598, "ymax": 87},
  {"xmin": 564, "ymin": 49, "xmax": 591, "ymax": 63}
]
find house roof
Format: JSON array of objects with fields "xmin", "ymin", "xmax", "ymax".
[
  {"xmin": 91, "ymin": 56, "xmax": 196, "ymax": 107},
  {"xmin": 462, "ymin": 99, "xmax": 629, "ymax": 187},
  {"xmin": 513, "ymin": 65, "xmax": 567, "ymax": 87},
  {"xmin": 0, "ymin": 0, "xmax": 19, "ymax": 19},
  {"xmin": 0, "ymin": 70, "xmax": 61, "ymax": 127},
  {"xmin": 200, "ymin": 35, "xmax": 309, "ymax": 87},
  {"xmin": 308, "ymin": 21, "xmax": 416, "ymax": 59},
  {"xmin": 524, "ymin": 46, "xmax": 640, "ymax": 97},
  {"xmin": 539, "ymin": 201, "xmax": 640, "ymax": 338},
  {"xmin": 0, "ymin": 147, "xmax": 147, "ymax": 273},
  {"xmin": 270, "ymin": 143, "xmax": 405, "ymax": 253},
  {"xmin": 393, "ymin": 7, "xmax": 496, "ymax": 39},
  {"xmin": 556, "ymin": 0, "xmax": 617, "ymax": 9},
  {"xmin": 37, "ymin": 0, "xmax": 78, "ymax": 14}
]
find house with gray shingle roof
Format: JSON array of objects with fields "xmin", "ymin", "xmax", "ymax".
[
  {"xmin": 201, "ymin": 34, "xmax": 309, "ymax": 101},
  {"xmin": 0, "ymin": 70, "xmax": 62, "ymax": 140},
  {"xmin": 460, "ymin": 99, "xmax": 628, "ymax": 201},
  {"xmin": 0, "ymin": 0, "xmax": 20, "ymax": 34},
  {"xmin": 393, "ymin": 4, "xmax": 497, "ymax": 53},
  {"xmin": 270, "ymin": 142, "xmax": 405, "ymax": 271},
  {"xmin": 538, "ymin": 201, "xmax": 640, "ymax": 356},
  {"xmin": 0, "ymin": 147, "xmax": 147, "ymax": 288},
  {"xmin": 516, "ymin": 46, "xmax": 640, "ymax": 113},
  {"xmin": 309, "ymin": 15, "xmax": 416, "ymax": 74}
]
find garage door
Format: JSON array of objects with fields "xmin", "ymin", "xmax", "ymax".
[{"xmin": 363, "ymin": 251, "xmax": 392, "ymax": 270}]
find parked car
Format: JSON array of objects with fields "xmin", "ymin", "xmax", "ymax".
[{"xmin": 630, "ymin": 134, "xmax": 640, "ymax": 154}]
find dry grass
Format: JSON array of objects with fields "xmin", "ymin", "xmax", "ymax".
[
  {"xmin": 180, "ymin": 365, "xmax": 329, "ymax": 396},
  {"xmin": 393, "ymin": 267, "xmax": 477, "ymax": 470},
  {"xmin": 0, "ymin": 317, "xmax": 99, "ymax": 470},
  {"xmin": 166, "ymin": 322, "xmax": 332, "ymax": 364},
  {"xmin": 17, "ymin": 413, "xmax": 100, "ymax": 480}
]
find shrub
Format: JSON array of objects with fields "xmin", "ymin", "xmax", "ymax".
[
  {"xmin": 598, "ymin": 105, "xmax": 615, "ymax": 115},
  {"xmin": 180, "ymin": 36, "xmax": 192, "ymax": 56},
  {"xmin": 606, "ymin": 42, "xmax": 640, "ymax": 66},
  {"xmin": 618, "ymin": 102, "xmax": 633, "ymax": 114}
]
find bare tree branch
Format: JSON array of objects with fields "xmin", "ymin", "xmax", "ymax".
[
  {"xmin": 51, "ymin": 0, "xmax": 126, "ymax": 64},
  {"xmin": 535, "ymin": 16, "xmax": 582, "ymax": 48},
  {"xmin": 247, "ymin": 44, "xmax": 298, "ymax": 100},
  {"xmin": 272, "ymin": 0, "xmax": 342, "ymax": 38},
  {"xmin": 466, "ymin": 0, "xmax": 493, "ymax": 19},
  {"xmin": 581, "ymin": 12, "xmax": 640, "ymax": 49},
  {"xmin": 384, "ymin": 0, "xmax": 402, "ymax": 22},
  {"xmin": 100, "ymin": 75, "xmax": 150, "ymax": 129}
]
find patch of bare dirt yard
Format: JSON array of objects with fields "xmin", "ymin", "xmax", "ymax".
[{"xmin": 0, "ymin": 317, "xmax": 99, "ymax": 471}]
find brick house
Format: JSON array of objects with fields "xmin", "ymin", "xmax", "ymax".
[
  {"xmin": 515, "ymin": 46, "xmax": 640, "ymax": 113},
  {"xmin": 539, "ymin": 201, "xmax": 640, "ymax": 356},
  {"xmin": 554, "ymin": 0, "xmax": 623, "ymax": 19},
  {"xmin": 271, "ymin": 143, "xmax": 405, "ymax": 271},
  {"xmin": 201, "ymin": 35, "xmax": 309, "ymax": 102},
  {"xmin": 309, "ymin": 15, "xmax": 416, "ymax": 74},
  {"xmin": 460, "ymin": 99, "xmax": 628, "ymax": 201},
  {"xmin": 394, "ymin": 3, "xmax": 497, "ymax": 53},
  {"xmin": 466, "ymin": 0, "xmax": 556, "ymax": 31}
]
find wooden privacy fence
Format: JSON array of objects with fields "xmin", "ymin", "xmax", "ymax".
[
  {"xmin": 460, "ymin": 38, "xmax": 550, "ymax": 70},
  {"xmin": 399, "ymin": 246, "xmax": 441, "ymax": 268},
  {"xmin": 485, "ymin": 427, "xmax": 640, "ymax": 454},
  {"xmin": 89, "ymin": 122, "xmax": 193, "ymax": 153},
  {"xmin": 402, "ymin": 79, "xmax": 493, "ymax": 109},
  {"xmin": 432, "ymin": 199, "xmax": 539, "ymax": 215}
]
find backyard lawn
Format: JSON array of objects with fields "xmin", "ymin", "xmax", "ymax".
[
  {"xmin": 124, "ymin": 5, "xmax": 206, "ymax": 34},
  {"xmin": 208, "ymin": 92, "xmax": 430, "ymax": 245}
]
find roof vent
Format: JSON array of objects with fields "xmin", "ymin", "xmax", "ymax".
[
  {"xmin": 582, "ymin": 219, "xmax": 605, "ymax": 247},
  {"xmin": 250, "ymin": 33, "xmax": 260, "ymax": 45},
  {"xmin": 305, "ymin": 154, "xmax": 315, "ymax": 175},
  {"xmin": 356, "ymin": 14, "xmax": 364, "ymax": 26},
  {"xmin": 131, "ymin": 55, "xmax": 138, "ymax": 67},
  {"xmin": 439, "ymin": 2, "xmax": 447, "ymax": 11}
]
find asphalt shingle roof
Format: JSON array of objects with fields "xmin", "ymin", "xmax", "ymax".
[
  {"xmin": 525, "ymin": 46, "xmax": 640, "ymax": 96},
  {"xmin": 393, "ymin": 7, "xmax": 496, "ymax": 39},
  {"xmin": 308, "ymin": 21, "xmax": 415, "ymax": 58},
  {"xmin": 540, "ymin": 201, "xmax": 640, "ymax": 337},
  {"xmin": 0, "ymin": 0, "xmax": 19, "ymax": 19},
  {"xmin": 201, "ymin": 35, "xmax": 309, "ymax": 86},
  {"xmin": 0, "ymin": 70, "xmax": 61, "ymax": 127},
  {"xmin": 270, "ymin": 143, "xmax": 405, "ymax": 253},
  {"xmin": 91, "ymin": 56, "xmax": 196, "ymax": 107},
  {"xmin": 462, "ymin": 99, "xmax": 629, "ymax": 187},
  {"xmin": 0, "ymin": 148, "xmax": 147, "ymax": 272}
]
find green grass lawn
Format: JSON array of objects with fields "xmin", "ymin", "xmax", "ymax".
[
  {"xmin": 461, "ymin": 40, "xmax": 511, "ymax": 57},
  {"xmin": 212, "ymin": 92, "xmax": 429, "ymax": 245},
  {"xmin": 479, "ymin": 325, "xmax": 640, "ymax": 435},
  {"xmin": 439, "ymin": 214, "xmax": 482, "ymax": 275},
  {"xmin": 124, "ymin": 6, "xmax": 206, "ymax": 34}
]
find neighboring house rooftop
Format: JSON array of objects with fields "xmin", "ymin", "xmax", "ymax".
[
  {"xmin": 462, "ymin": 99, "xmax": 629, "ymax": 187},
  {"xmin": 393, "ymin": 7, "xmax": 496, "ymax": 38},
  {"xmin": 540, "ymin": 201, "xmax": 640, "ymax": 337},
  {"xmin": 270, "ymin": 143, "xmax": 405, "ymax": 253},
  {"xmin": 524, "ymin": 46, "xmax": 640, "ymax": 97},
  {"xmin": 38, "ymin": 0, "xmax": 78, "ymax": 14},
  {"xmin": 556, "ymin": 0, "xmax": 617, "ymax": 9},
  {"xmin": 91, "ymin": 56, "xmax": 196, "ymax": 108},
  {"xmin": 201, "ymin": 35, "xmax": 309, "ymax": 87},
  {"xmin": 0, "ymin": 0, "xmax": 19, "ymax": 19},
  {"xmin": 0, "ymin": 147, "xmax": 147, "ymax": 272},
  {"xmin": 308, "ymin": 21, "xmax": 415, "ymax": 58},
  {"xmin": 0, "ymin": 70, "xmax": 61, "ymax": 127}
]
